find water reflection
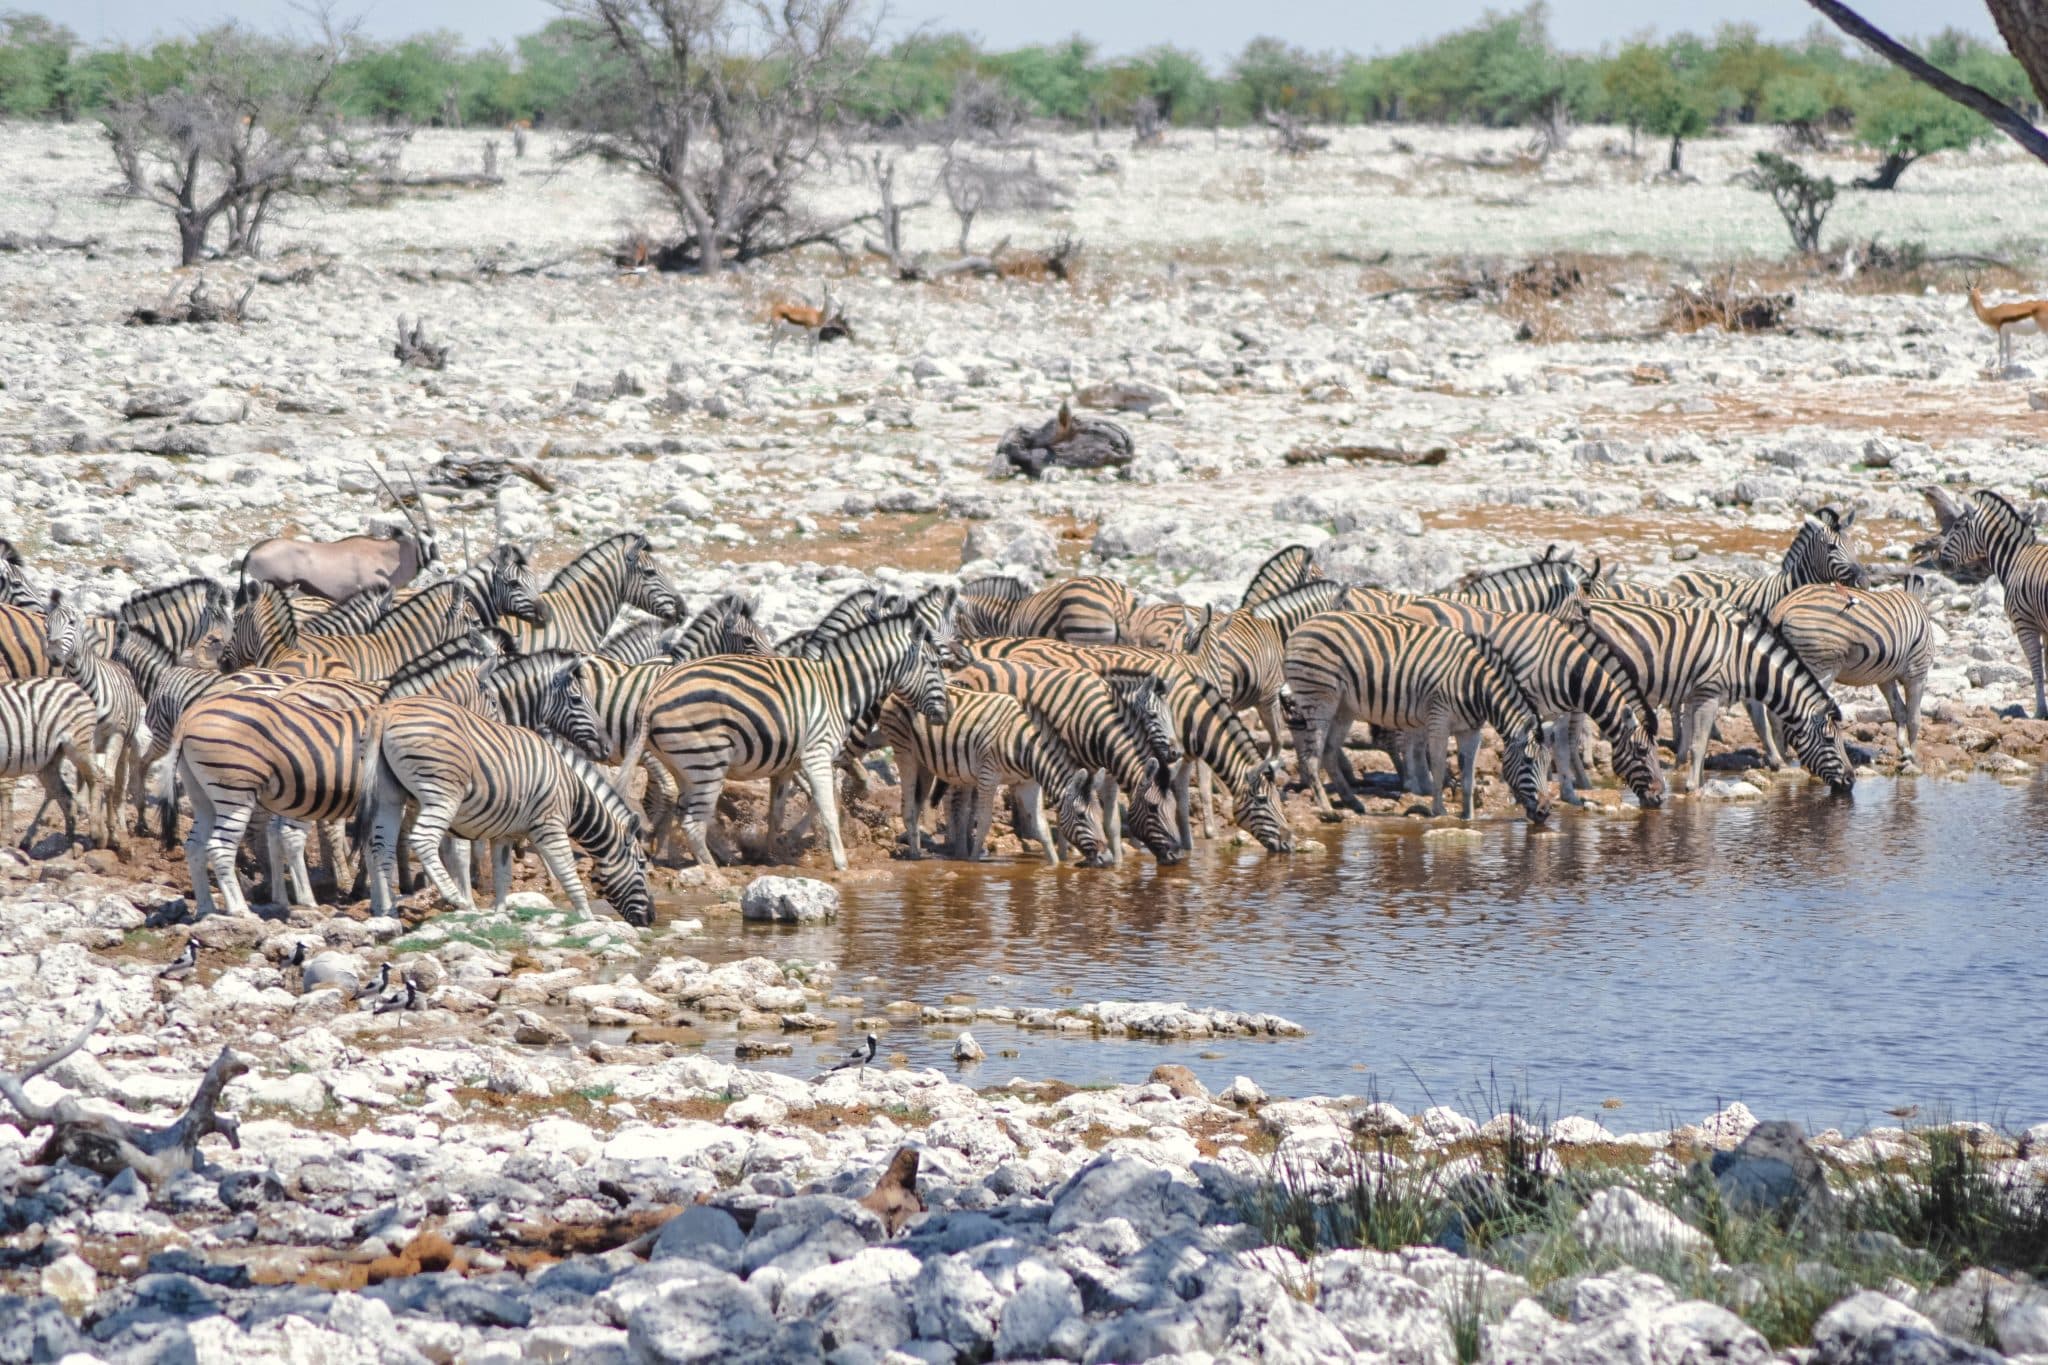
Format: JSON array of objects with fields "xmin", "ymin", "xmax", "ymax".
[{"xmin": 667, "ymin": 775, "xmax": 2048, "ymax": 1131}]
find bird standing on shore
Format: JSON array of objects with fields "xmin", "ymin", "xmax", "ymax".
[
  {"xmin": 831, "ymin": 1033, "xmax": 879, "ymax": 1072},
  {"xmin": 353, "ymin": 962, "xmax": 391, "ymax": 1004},
  {"xmin": 157, "ymin": 938, "xmax": 199, "ymax": 981},
  {"xmin": 374, "ymin": 974, "xmax": 419, "ymax": 1014}
]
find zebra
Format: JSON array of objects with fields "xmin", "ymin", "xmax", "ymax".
[
  {"xmin": 0, "ymin": 603, "xmax": 52, "ymax": 678},
  {"xmin": 1127, "ymin": 601, "xmax": 1196, "ymax": 650},
  {"xmin": 1755, "ymin": 581, "xmax": 1934, "ymax": 769},
  {"xmin": 640, "ymin": 611, "xmax": 951, "ymax": 871},
  {"xmin": 783, "ymin": 586, "xmax": 886, "ymax": 658},
  {"xmin": 667, "ymin": 594, "xmax": 775, "ymax": 662},
  {"xmin": 502, "ymin": 533, "xmax": 683, "ymax": 654},
  {"xmin": 955, "ymin": 575, "xmax": 1137, "ymax": 645},
  {"xmin": 1575, "ymin": 600, "xmax": 1854, "ymax": 794},
  {"xmin": 1581, "ymin": 559, "xmax": 1685, "ymax": 605},
  {"xmin": 99, "ymin": 577, "xmax": 230, "ymax": 660},
  {"xmin": 1442, "ymin": 553, "xmax": 1586, "ymax": 619},
  {"xmin": 44, "ymin": 590, "xmax": 146, "ymax": 845},
  {"xmin": 267, "ymin": 584, "xmax": 481, "ymax": 681},
  {"xmin": 0, "ymin": 677, "xmax": 104, "ymax": 850},
  {"xmin": 951, "ymin": 639, "xmax": 1289, "ymax": 851},
  {"xmin": 1240, "ymin": 545, "xmax": 1320, "ymax": 611},
  {"xmin": 0, "ymin": 542, "xmax": 32, "ymax": 609},
  {"xmin": 219, "ymin": 582, "xmax": 302, "ymax": 671},
  {"xmin": 358, "ymin": 697, "xmax": 652, "ymax": 923},
  {"xmin": 878, "ymin": 685, "xmax": 1109, "ymax": 866},
  {"xmin": 1928, "ymin": 488, "xmax": 2048, "ymax": 718},
  {"xmin": 1669, "ymin": 511, "xmax": 1869, "ymax": 614},
  {"xmin": 1378, "ymin": 598, "xmax": 1666, "ymax": 808},
  {"xmin": 1281, "ymin": 612, "xmax": 1550, "ymax": 824},
  {"xmin": 945, "ymin": 657, "xmax": 1185, "ymax": 865}
]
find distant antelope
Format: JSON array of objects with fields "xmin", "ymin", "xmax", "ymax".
[
  {"xmin": 767, "ymin": 287, "xmax": 852, "ymax": 354},
  {"xmin": 1968, "ymin": 284, "xmax": 2048, "ymax": 370}
]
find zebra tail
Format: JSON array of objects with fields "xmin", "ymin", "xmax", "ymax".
[{"xmin": 351, "ymin": 707, "xmax": 393, "ymax": 845}]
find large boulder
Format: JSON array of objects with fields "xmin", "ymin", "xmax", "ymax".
[
  {"xmin": 651, "ymin": 1206, "xmax": 746, "ymax": 1273},
  {"xmin": 627, "ymin": 1272, "xmax": 782, "ymax": 1364},
  {"xmin": 1311, "ymin": 1254, "xmax": 1456, "ymax": 1363},
  {"xmin": 1571, "ymin": 1186, "xmax": 1709, "ymax": 1259},
  {"xmin": 1045, "ymin": 1153, "xmax": 1210, "ymax": 1238},
  {"xmin": 739, "ymin": 877, "xmax": 839, "ymax": 924},
  {"xmin": 1812, "ymin": 1291, "xmax": 2004, "ymax": 1365},
  {"xmin": 1711, "ymin": 1119, "xmax": 1833, "ymax": 1222}
]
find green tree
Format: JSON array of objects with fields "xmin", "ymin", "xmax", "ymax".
[
  {"xmin": 1853, "ymin": 66, "xmax": 1987, "ymax": 188},
  {"xmin": 0, "ymin": 12, "xmax": 76, "ymax": 118},
  {"xmin": 338, "ymin": 34, "xmax": 463, "ymax": 124},
  {"xmin": 985, "ymin": 37, "xmax": 1099, "ymax": 122},
  {"xmin": 1229, "ymin": 36, "xmax": 1331, "ymax": 118},
  {"xmin": 1601, "ymin": 41, "xmax": 1713, "ymax": 171},
  {"xmin": 514, "ymin": 18, "xmax": 613, "ymax": 124}
]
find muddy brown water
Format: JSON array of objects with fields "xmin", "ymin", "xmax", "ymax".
[{"xmin": 653, "ymin": 774, "xmax": 2048, "ymax": 1132}]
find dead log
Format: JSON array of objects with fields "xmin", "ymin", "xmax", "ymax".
[
  {"xmin": 1263, "ymin": 108, "xmax": 1330, "ymax": 156},
  {"xmin": 257, "ymin": 254, "xmax": 336, "ymax": 286},
  {"xmin": 0, "ymin": 1004, "xmax": 248, "ymax": 1188},
  {"xmin": 1662, "ymin": 272, "xmax": 1795, "ymax": 333},
  {"xmin": 0, "ymin": 231, "xmax": 100, "ymax": 255},
  {"xmin": 125, "ymin": 278, "xmax": 253, "ymax": 326},
  {"xmin": 995, "ymin": 400, "xmax": 1134, "ymax": 480},
  {"xmin": 858, "ymin": 1146, "xmax": 926, "ymax": 1235},
  {"xmin": 427, "ymin": 452, "xmax": 557, "ymax": 494},
  {"xmin": 394, "ymin": 316, "xmax": 450, "ymax": 370},
  {"xmin": 1284, "ymin": 443, "xmax": 1449, "ymax": 468}
]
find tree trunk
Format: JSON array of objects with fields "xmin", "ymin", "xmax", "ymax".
[
  {"xmin": 1668, "ymin": 134, "xmax": 1685, "ymax": 174},
  {"xmin": 177, "ymin": 213, "xmax": 210, "ymax": 267},
  {"xmin": 1854, "ymin": 150, "xmax": 1917, "ymax": 190},
  {"xmin": 1986, "ymin": 0, "xmax": 2048, "ymax": 110}
]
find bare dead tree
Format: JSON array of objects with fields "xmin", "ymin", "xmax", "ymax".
[
  {"xmin": 0, "ymin": 1005, "xmax": 248, "ymax": 1188},
  {"xmin": 394, "ymin": 315, "xmax": 450, "ymax": 369},
  {"xmin": 558, "ymin": 0, "xmax": 879, "ymax": 273},
  {"xmin": 859, "ymin": 147, "xmax": 933, "ymax": 279},
  {"xmin": 1131, "ymin": 96, "xmax": 1163, "ymax": 148},
  {"xmin": 125, "ymin": 276, "xmax": 254, "ymax": 326},
  {"xmin": 1804, "ymin": 0, "xmax": 2048, "ymax": 168},
  {"xmin": 940, "ymin": 150, "xmax": 1068, "ymax": 256},
  {"xmin": 100, "ymin": 23, "xmax": 350, "ymax": 266},
  {"xmin": 482, "ymin": 140, "xmax": 499, "ymax": 178},
  {"xmin": 1262, "ymin": 107, "xmax": 1330, "ymax": 157}
]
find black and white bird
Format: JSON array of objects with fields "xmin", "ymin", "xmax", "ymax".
[
  {"xmin": 374, "ymin": 974, "xmax": 420, "ymax": 1014},
  {"xmin": 157, "ymin": 938, "xmax": 199, "ymax": 981},
  {"xmin": 830, "ymin": 1033, "xmax": 880, "ymax": 1072},
  {"xmin": 353, "ymin": 961, "xmax": 392, "ymax": 1004}
]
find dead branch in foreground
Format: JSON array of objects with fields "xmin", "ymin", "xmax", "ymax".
[
  {"xmin": 126, "ymin": 278, "xmax": 254, "ymax": 326},
  {"xmin": 1285, "ymin": 443, "xmax": 1450, "ymax": 468},
  {"xmin": 0, "ymin": 1004, "xmax": 248, "ymax": 1187},
  {"xmin": 394, "ymin": 316, "xmax": 451, "ymax": 370}
]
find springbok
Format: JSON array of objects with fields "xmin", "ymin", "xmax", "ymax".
[
  {"xmin": 767, "ymin": 287, "xmax": 853, "ymax": 354},
  {"xmin": 1968, "ymin": 284, "xmax": 2048, "ymax": 370},
  {"xmin": 240, "ymin": 466, "xmax": 438, "ymax": 601}
]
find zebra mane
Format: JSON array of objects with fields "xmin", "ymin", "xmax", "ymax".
[
  {"xmin": 548, "ymin": 735, "xmax": 642, "ymax": 834},
  {"xmin": 1738, "ymin": 612, "xmax": 1841, "ymax": 720},
  {"xmin": 1240, "ymin": 545, "xmax": 1318, "ymax": 610},
  {"xmin": 485, "ymin": 649, "xmax": 585, "ymax": 692},
  {"xmin": 546, "ymin": 532, "xmax": 643, "ymax": 594},
  {"xmin": 1453, "ymin": 555, "xmax": 1577, "ymax": 595},
  {"xmin": 1249, "ymin": 578, "xmax": 1349, "ymax": 623},
  {"xmin": 1971, "ymin": 488, "xmax": 2037, "ymax": 534},
  {"xmin": 816, "ymin": 610, "xmax": 926, "ymax": 663},
  {"xmin": 1463, "ymin": 629, "xmax": 1541, "ymax": 728},
  {"xmin": 959, "ymin": 575, "xmax": 1030, "ymax": 602},
  {"xmin": 235, "ymin": 578, "xmax": 289, "ymax": 610},
  {"xmin": 118, "ymin": 576, "xmax": 222, "ymax": 622}
]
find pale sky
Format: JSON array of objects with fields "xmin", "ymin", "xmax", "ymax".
[{"xmin": 42, "ymin": 0, "xmax": 2003, "ymax": 61}]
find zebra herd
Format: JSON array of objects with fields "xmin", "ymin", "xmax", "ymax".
[{"xmin": 0, "ymin": 479, "xmax": 2033, "ymax": 923}]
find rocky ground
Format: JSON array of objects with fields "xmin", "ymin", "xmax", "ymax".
[{"xmin": 4, "ymin": 118, "xmax": 2048, "ymax": 1359}]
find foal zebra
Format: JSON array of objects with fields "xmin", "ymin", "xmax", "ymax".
[
  {"xmin": 0, "ymin": 676, "xmax": 104, "ymax": 849},
  {"xmin": 45, "ymin": 591, "xmax": 145, "ymax": 844},
  {"xmin": 640, "ymin": 612, "xmax": 951, "ymax": 871},
  {"xmin": 502, "ymin": 533, "xmax": 684, "ymax": 654},
  {"xmin": 1240, "ymin": 545, "xmax": 1320, "ymax": 611},
  {"xmin": 1929, "ymin": 488, "xmax": 2048, "ymax": 718},
  {"xmin": 1282, "ymin": 613, "xmax": 1550, "ymax": 823},
  {"xmin": 879, "ymin": 686, "xmax": 1109, "ymax": 866},
  {"xmin": 1576, "ymin": 600, "xmax": 1854, "ymax": 794},
  {"xmin": 956, "ymin": 575, "xmax": 1138, "ymax": 646},
  {"xmin": 359, "ymin": 696, "xmax": 651, "ymax": 923}
]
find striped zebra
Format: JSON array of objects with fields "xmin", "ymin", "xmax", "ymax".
[
  {"xmin": 1379, "ymin": 598, "xmax": 1666, "ymax": 808},
  {"xmin": 1443, "ymin": 553, "xmax": 1586, "ymax": 618},
  {"xmin": 502, "ymin": 533, "xmax": 683, "ymax": 654},
  {"xmin": 878, "ymin": 686, "xmax": 1108, "ymax": 866},
  {"xmin": 1755, "ymin": 581, "xmax": 1934, "ymax": 769},
  {"xmin": 945, "ymin": 657, "xmax": 1184, "ymax": 865},
  {"xmin": 1581, "ymin": 559, "xmax": 1685, "ymax": 605},
  {"xmin": 0, "ymin": 542, "xmax": 32, "ymax": 609},
  {"xmin": 0, "ymin": 603, "xmax": 51, "ymax": 678},
  {"xmin": 1128, "ymin": 602, "xmax": 1196, "ymax": 650},
  {"xmin": 1576, "ymin": 600, "xmax": 1854, "ymax": 794},
  {"xmin": 1668, "ymin": 511, "xmax": 1869, "ymax": 613},
  {"xmin": 358, "ymin": 697, "xmax": 651, "ymax": 923},
  {"xmin": 952, "ymin": 639, "xmax": 1289, "ymax": 851},
  {"xmin": 1929, "ymin": 488, "xmax": 2048, "ymax": 718},
  {"xmin": 0, "ymin": 677, "xmax": 104, "ymax": 850},
  {"xmin": 267, "ymin": 584, "xmax": 480, "ymax": 681},
  {"xmin": 783, "ymin": 587, "xmax": 886, "ymax": 658},
  {"xmin": 45, "ymin": 591, "xmax": 146, "ymax": 844},
  {"xmin": 1241, "ymin": 545, "xmax": 1320, "ymax": 611},
  {"xmin": 640, "ymin": 611, "xmax": 951, "ymax": 871},
  {"xmin": 956, "ymin": 575, "xmax": 1137, "ymax": 645},
  {"xmin": 98, "ymin": 577, "xmax": 230, "ymax": 660},
  {"xmin": 1282, "ymin": 612, "xmax": 1550, "ymax": 823},
  {"xmin": 219, "ymin": 583, "xmax": 302, "ymax": 671}
]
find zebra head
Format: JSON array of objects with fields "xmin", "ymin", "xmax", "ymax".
[
  {"xmin": 0, "ymin": 540, "xmax": 32, "ymax": 608},
  {"xmin": 1785, "ymin": 711, "xmax": 1855, "ymax": 795},
  {"xmin": 1107, "ymin": 671, "xmax": 1182, "ymax": 768},
  {"xmin": 1609, "ymin": 722, "xmax": 1667, "ymax": 809},
  {"xmin": 1937, "ymin": 489, "xmax": 2042, "ymax": 579},
  {"xmin": 43, "ymin": 589, "xmax": 88, "ymax": 669},
  {"xmin": 1501, "ymin": 724, "xmax": 1551, "ymax": 824},
  {"xmin": 909, "ymin": 584, "xmax": 959, "ymax": 651},
  {"xmin": 541, "ymin": 662, "xmax": 609, "ymax": 761},
  {"xmin": 1053, "ymin": 772, "xmax": 1110, "ymax": 868},
  {"xmin": 1792, "ymin": 510, "xmax": 1869, "ymax": 588},
  {"xmin": 897, "ymin": 627, "xmax": 953, "ymax": 724},
  {"xmin": 221, "ymin": 581, "xmax": 296, "ymax": 671},
  {"xmin": 592, "ymin": 809, "xmax": 655, "ymax": 927},
  {"xmin": 622, "ymin": 536, "xmax": 685, "ymax": 623},
  {"xmin": 486, "ymin": 544, "xmax": 549, "ymax": 627},
  {"xmin": 1234, "ymin": 756, "xmax": 1294, "ymax": 853},
  {"xmin": 1124, "ymin": 765, "xmax": 1186, "ymax": 865}
]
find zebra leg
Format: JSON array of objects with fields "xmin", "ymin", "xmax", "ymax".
[
  {"xmin": 1546, "ymin": 722, "xmax": 1585, "ymax": 807},
  {"xmin": 766, "ymin": 776, "xmax": 792, "ymax": 855},
  {"xmin": 531, "ymin": 827, "xmax": 593, "ymax": 917},
  {"xmin": 897, "ymin": 758, "xmax": 925, "ymax": 860},
  {"xmin": 798, "ymin": 748, "xmax": 848, "ymax": 871},
  {"xmin": 1687, "ymin": 699, "xmax": 1722, "ymax": 792},
  {"xmin": 1259, "ymin": 699, "xmax": 1287, "ymax": 759},
  {"xmin": 2019, "ymin": 624, "xmax": 2048, "ymax": 720},
  {"xmin": 1746, "ymin": 701, "xmax": 1784, "ymax": 769},
  {"xmin": 491, "ymin": 841, "xmax": 514, "ymax": 910},
  {"xmin": 21, "ymin": 766, "xmax": 64, "ymax": 850},
  {"xmin": 1172, "ymin": 761, "xmax": 1194, "ymax": 852},
  {"xmin": 199, "ymin": 799, "xmax": 257, "ymax": 919},
  {"xmin": 1321, "ymin": 729, "xmax": 1365, "ymax": 814},
  {"xmin": 1096, "ymin": 771, "xmax": 1123, "ymax": 865},
  {"xmin": 1885, "ymin": 677, "xmax": 1924, "ymax": 769},
  {"xmin": 1010, "ymin": 782, "xmax": 1054, "ymax": 857},
  {"xmin": 673, "ymin": 769, "xmax": 725, "ymax": 872},
  {"xmin": 363, "ymin": 784, "xmax": 405, "ymax": 919},
  {"xmin": 1455, "ymin": 730, "xmax": 1483, "ymax": 820},
  {"xmin": 407, "ymin": 805, "xmax": 475, "ymax": 913},
  {"xmin": 446, "ymin": 837, "xmax": 474, "ymax": 906}
]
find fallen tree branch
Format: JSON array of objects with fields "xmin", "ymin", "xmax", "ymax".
[
  {"xmin": 1284, "ymin": 443, "xmax": 1449, "ymax": 467},
  {"xmin": 0, "ymin": 231, "xmax": 100, "ymax": 254},
  {"xmin": 0, "ymin": 1004, "xmax": 249, "ymax": 1188},
  {"xmin": 126, "ymin": 278, "xmax": 253, "ymax": 326}
]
